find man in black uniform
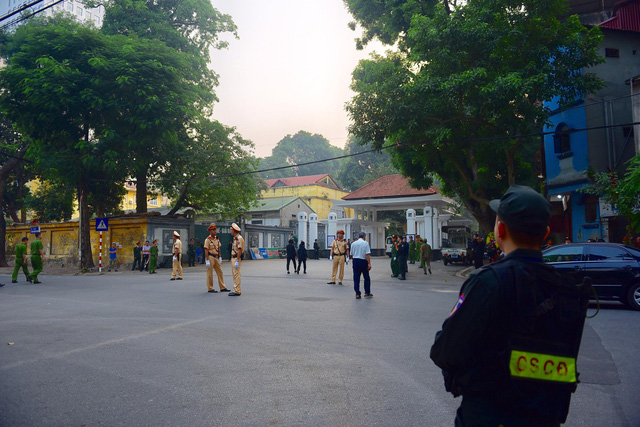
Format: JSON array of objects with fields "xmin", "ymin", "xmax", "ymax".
[
  {"xmin": 431, "ymin": 185, "xmax": 590, "ymax": 426},
  {"xmin": 397, "ymin": 235, "xmax": 409, "ymax": 280}
]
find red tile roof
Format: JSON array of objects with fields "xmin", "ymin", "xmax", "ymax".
[
  {"xmin": 264, "ymin": 174, "xmax": 341, "ymax": 189},
  {"xmin": 343, "ymin": 174, "xmax": 439, "ymax": 200},
  {"xmin": 599, "ymin": 0, "xmax": 640, "ymax": 32}
]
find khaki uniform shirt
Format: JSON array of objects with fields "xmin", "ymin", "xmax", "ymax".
[
  {"xmin": 204, "ymin": 236, "xmax": 221, "ymax": 258},
  {"xmin": 331, "ymin": 239, "xmax": 348, "ymax": 256},
  {"xmin": 232, "ymin": 235, "xmax": 244, "ymax": 259},
  {"xmin": 173, "ymin": 239, "xmax": 182, "ymax": 256}
]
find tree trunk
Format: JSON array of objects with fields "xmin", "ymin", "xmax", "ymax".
[
  {"xmin": 0, "ymin": 144, "xmax": 29, "ymax": 267},
  {"xmin": 77, "ymin": 186, "xmax": 94, "ymax": 269},
  {"xmin": 0, "ymin": 182, "xmax": 8, "ymax": 267},
  {"xmin": 136, "ymin": 171, "xmax": 147, "ymax": 213}
]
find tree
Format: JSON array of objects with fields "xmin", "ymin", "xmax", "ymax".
[
  {"xmin": 27, "ymin": 179, "xmax": 76, "ymax": 223},
  {"xmin": 337, "ymin": 137, "xmax": 399, "ymax": 192},
  {"xmin": 581, "ymin": 155, "xmax": 640, "ymax": 242},
  {"xmin": 345, "ymin": 0, "xmax": 603, "ymax": 232},
  {"xmin": 99, "ymin": 0, "xmax": 237, "ymax": 212},
  {"xmin": 156, "ymin": 118, "xmax": 262, "ymax": 218},
  {"xmin": 258, "ymin": 131, "xmax": 345, "ymax": 180}
]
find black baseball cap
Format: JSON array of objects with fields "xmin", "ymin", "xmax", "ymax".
[{"xmin": 489, "ymin": 185, "xmax": 551, "ymax": 234}]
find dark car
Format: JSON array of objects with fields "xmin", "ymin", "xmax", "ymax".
[{"xmin": 542, "ymin": 243, "xmax": 640, "ymax": 310}]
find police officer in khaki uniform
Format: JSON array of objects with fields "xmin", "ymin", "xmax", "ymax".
[
  {"xmin": 327, "ymin": 229, "xmax": 349, "ymax": 285},
  {"xmin": 229, "ymin": 223, "xmax": 244, "ymax": 296},
  {"xmin": 170, "ymin": 231, "xmax": 183, "ymax": 280},
  {"xmin": 204, "ymin": 223, "xmax": 229, "ymax": 293}
]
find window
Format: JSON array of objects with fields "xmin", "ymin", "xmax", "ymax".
[
  {"xmin": 585, "ymin": 195, "xmax": 598, "ymax": 223},
  {"xmin": 588, "ymin": 246, "xmax": 633, "ymax": 261},
  {"xmin": 148, "ymin": 198, "xmax": 158, "ymax": 207},
  {"xmin": 543, "ymin": 246, "xmax": 584, "ymax": 262},
  {"xmin": 553, "ymin": 123, "xmax": 571, "ymax": 154},
  {"xmin": 605, "ymin": 48, "xmax": 619, "ymax": 58},
  {"xmin": 77, "ymin": 6, "xmax": 83, "ymax": 16}
]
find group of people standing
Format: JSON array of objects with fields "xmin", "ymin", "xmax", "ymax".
[
  {"xmin": 390, "ymin": 235, "xmax": 432, "ymax": 280},
  {"xmin": 131, "ymin": 240, "xmax": 159, "ymax": 273},
  {"xmin": 285, "ymin": 239, "xmax": 309, "ymax": 274},
  {"xmin": 10, "ymin": 232, "xmax": 44, "ymax": 285}
]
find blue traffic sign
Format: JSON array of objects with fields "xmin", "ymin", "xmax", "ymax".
[
  {"xmin": 95, "ymin": 218, "xmax": 109, "ymax": 231},
  {"xmin": 30, "ymin": 226, "xmax": 40, "ymax": 234}
]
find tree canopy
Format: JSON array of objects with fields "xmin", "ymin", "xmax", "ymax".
[
  {"xmin": 337, "ymin": 137, "xmax": 399, "ymax": 192},
  {"xmin": 345, "ymin": 0, "xmax": 603, "ymax": 232}
]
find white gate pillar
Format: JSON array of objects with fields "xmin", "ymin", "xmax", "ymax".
[{"xmin": 297, "ymin": 212, "xmax": 308, "ymax": 247}]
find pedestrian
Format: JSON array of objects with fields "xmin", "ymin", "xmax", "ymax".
[
  {"xmin": 132, "ymin": 242, "xmax": 142, "ymax": 271},
  {"xmin": 398, "ymin": 235, "xmax": 409, "ymax": 280},
  {"xmin": 390, "ymin": 235, "xmax": 399, "ymax": 278},
  {"xmin": 416, "ymin": 236, "xmax": 424, "ymax": 269},
  {"xmin": 474, "ymin": 235, "xmax": 485, "ymax": 269},
  {"xmin": 188, "ymin": 238, "xmax": 196, "ymax": 267},
  {"xmin": 28, "ymin": 232, "xmax": 44, "ymax": 284},
  {"xmin": 228, "ymin": 223, "xmax": 244, "ymax": 296},
  {"xmin": 196, "ymin": 242, "xmax": 204, "ymax": 264},
  {"xmin": 12, "ymin": 236, "xmax": 32, "ymax": 283},
  {"xmin": 170, "ymin": 231, "xmax": 183, "ymax": 280},
  {"xmin": 141, "ymin": 240, "xmax": 150, "ymax": 271},
  {"xmin": 285, "ymin": 239, "xmax": 297, "ymax": 274},
  {"xmin": 297, "ymin": 241, "xmax": 307, "ymax": 274},
  {"xmin": 430, "ymin": 185, "xmax": 591, "ymax": 426},
  {"xmin": 204, "ymin": 223, "xmax": 229, "ymax": 293},
  {"xmin": 148, "ymin": 239, "xmax": 159, "ymax": 274},
  {"xmin": 313, "ymin": 239, "xmax": 320, "ymax": 260},
  {"xmin": 421, "ymin": 238, "xmax": 432, "ymax": 275},
  {"xmin": 327, "ymin": 229, "xmax": 349, "ymax": 285},
  {"xmin": 408, "ymin": 235, "xmax": 416, "ymax": 264},
  {"xmin": 108, "ymin": 242, "xmax": 118, "ymax": 272},
  {"xmin": 350, "ymin": 232, "xmax": 372, "ymax": 299}
]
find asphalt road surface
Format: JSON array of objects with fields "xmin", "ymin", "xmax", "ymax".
[{"xmin": 1, "ymin": 257, "xmax": 638, "ymax": 426}]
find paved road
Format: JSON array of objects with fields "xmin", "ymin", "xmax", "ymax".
[{"xmin": 0, "ymin": 257, "xmax": 638, "ymax": 426}]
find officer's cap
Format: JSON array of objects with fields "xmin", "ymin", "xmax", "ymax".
[
  {"xmin": 337, "ymin": 229, "xmax": 344, "ymax": 235},
  {"xmin": 207, "ymin": 223, "xmax": 217, "ymax": 231},
  {"xmin": 231, "ymin": 223, "xmax": 241, "ymax": 232},
  {"xmin": 173, "ymin": 231, "xmax": 180, "ymax": 237},
  {"xmin": 489, "ymin": 185, "xmax": 551, "ymax": 234}
]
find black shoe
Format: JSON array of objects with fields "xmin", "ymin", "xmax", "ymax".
[
  {"xmin": 391, "ymin": 275, "xmax": 398, "ymax": 278},
  {"xmin": 304, "ymin": 271, "xmax": 307, "ymax": 274},
  {"xmin": 399, "ymin": 276, "xmax": 406, "ymax": 280},
  {"xmin": 429, "ymin": 269, "xmax": 432, "ymax": 274},
  {"xmin": 327, "ymin": 282, "xmax": 336, "ymax": 285},
  {"xmin": 364, "ymin": 293, "xmax": 373, "ymax": 298},
  {"xmin": 220, "ymin": 289, "xmax": 231, "ymax": 292},
  {"xmin": 228, "ymin": 292, "xmax": 241, "ymax": 296},
  {"xmin": 177, "ymin": 278, "xmax": 183, "ymax": 280},
  {"xmin": 208, "ymin": 289, "xmax": 218, "ymax": 293},
  {"xmin": 34, "ymin": 281, "xmax": 41, "ymax": 284},
  {"xmin": 170, "ymin": 278, "xmax": 175, "ymax": 281},
  {"xmin": 0, "ymin": 283, "xmax": 4, "ymax": 287},
  {"xmin": 338, "ymin": 282, "xmax": 343, "ymax": 286},
  {"xmin": 296, "ymin": 270, "xmax": 299, "ymax": 274},
  {"xmin": 287, "ymin": 271, "xmax": 290, "ymax": 274},
  {"xmin": 11, "ymin": 280, "xmax": 17, "ymax": 283},
  {"xmin": 26, "ymin": 276, "xmax": 33, "ymax": 283},
  {"xmin": 355, "ymin": 294, "xmax": 361, "ymax": 299}
]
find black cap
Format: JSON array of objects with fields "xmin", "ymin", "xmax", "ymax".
[{"xmin": 489, "ymin": 185, "xmax": 551, "ymax": 234}]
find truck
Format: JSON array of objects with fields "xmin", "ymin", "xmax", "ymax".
[{"xmin": 441, "ymin": 224, "xmax": 473, "ymax": 266}]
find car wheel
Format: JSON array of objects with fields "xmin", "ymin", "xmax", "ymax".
[{"xmin": 627, "ymin": 283, "xmax": 640, "ymax": 311}]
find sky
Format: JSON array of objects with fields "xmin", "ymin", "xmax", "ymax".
[{"xmin": 209, "ymin": 0, "xmax": 385, "ymax": 159}]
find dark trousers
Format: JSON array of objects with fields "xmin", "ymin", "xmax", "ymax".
[
  {"xmin": 398, "ymin": 255, "xmax": 408, "ymax": 276},
  {"xmin": 286, "ymin": 256, "xmax": 296, "ymax": 272},
  {"xmin": 132, "ymin": 257, "xmax": 141, "ymax": 270},
  {"xmin": 352, "ymin": 258, "xmax": 371, "ymax": 295},
  {"xmin": 297, "ymin": 259, "xmax": 306, "ymax": 272},
  {"xmin": 315, "ymin": 249, "xmax": 319, "ymax": 260},
  {"xmin": 141, "ymin": 254, "xmax": 149, "ymax": 271},
  {"xmin": 188, "ymin": 252, "xmax": 195, "ymax": 267},
  {"xmin": 474, "ymin": 256, "xmax": 483, "ymax": 269}
]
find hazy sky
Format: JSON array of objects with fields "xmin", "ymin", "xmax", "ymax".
[{"xmin": 210, "ymin": 0, "xmax": 384, "ymax": 158}]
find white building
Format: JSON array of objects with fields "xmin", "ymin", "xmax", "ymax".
[{"xmin": 0, "ymin": 0, "xmax": 104, "ymax": 29}]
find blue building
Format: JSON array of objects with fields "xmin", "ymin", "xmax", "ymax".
[{"xmin": 543, "ymin": 0, "xmax": 640, "ymax": 243}]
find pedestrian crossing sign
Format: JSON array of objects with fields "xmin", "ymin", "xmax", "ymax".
[{"xmin": 95, "ymin": 218, "xmax": 109, "ymax": 231}]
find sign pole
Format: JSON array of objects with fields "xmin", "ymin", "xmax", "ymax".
[{"xmin": 99, "ymin": 231, "xmax": 102, "ymax": 273}]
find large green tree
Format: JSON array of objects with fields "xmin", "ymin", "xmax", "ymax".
[
  {"xmin": 259, "ymin": 131, "xmax": 345, "ymax": 180},
  {"xmin": 98, "ymin": 0, "xmax": 237, "ymax": 212},
  {"xmin": 345, "ymin": 0, "xmax": 603, "ymax": 232}
]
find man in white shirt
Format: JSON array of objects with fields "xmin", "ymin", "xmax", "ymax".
[{"xmin": 350, "ymin": 232, "xmax": 372, "ymax": 299}]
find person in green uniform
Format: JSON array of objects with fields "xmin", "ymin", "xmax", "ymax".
[
  {"xmin": 390, "ymin": 235, "xmax": 399, "ymax": 278},
  {"xmin": 28, "ymin": 232, "xmax": 44, "ymax": 284},
  {"xmin": 149, "ymin": 239, "xmax": 159, "ymax": 274},
  {"xmin": 187, "ymin": 238, "xmax": 196, "ymax": 267},
  {"xmin": 12, "ymin": 236, "xmax": 32, "ymax": 283},
  {"xmin": 408, "ymin": 236, "xmax": 416, "ymax": 264},
  {"xmin": 416, "ymin": 236, "xmax": 424, "ymax": 269}
]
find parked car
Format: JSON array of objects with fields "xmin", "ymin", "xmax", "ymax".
[
  {"xmin": 441, "ymin": 225, "xmax": 473, "ymax": 266},
  {"xmin": 542, "ymin": 243, "xmax": 640, "ymax": 310}
]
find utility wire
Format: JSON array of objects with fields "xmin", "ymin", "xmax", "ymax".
[{"xmin": 0, "ymin": 0, "xmax": 64, "ymax": 31}]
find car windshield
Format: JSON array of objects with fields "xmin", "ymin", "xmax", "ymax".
[{"xmin": 543, "ymin": 246, "xmax": 583, "ymax": 262}]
